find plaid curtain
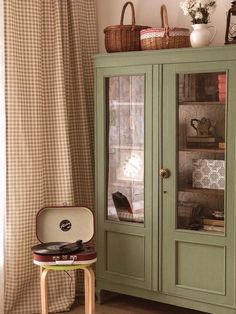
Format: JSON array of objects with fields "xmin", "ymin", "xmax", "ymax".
[
  {"xmin": 4, "ymin": 0, "xmax": 98, "ymax": 312},
  {"xmin": 0, "ymin": 0, "xmax": 5, "ymax": 312}
]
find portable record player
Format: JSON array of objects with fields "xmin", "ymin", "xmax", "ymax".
[{"xmin": 32, "ymin": 206, "xmax": 97, "ymax": 266}]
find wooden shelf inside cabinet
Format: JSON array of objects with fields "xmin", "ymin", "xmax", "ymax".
[
  {"xmin": 180, "ymin": 148, "xmax": 225, "ymax": 154},
  {"xmin": 110, "ymin": 145, "xmax": 143, "ymax": 150},
  {"xmin": 179, "ymin": 101, "xmax": 225, "ymax": 106},
  {"xmin": 179, "ymin": 187, "xmax": 224, "ymax": 195},
  {"xmin": 112, "ymin": 181, "xmax": 144, "ymax": 187},
  {"xmin": 111, "ymin": 101, "xmax": 144, "ymax": 107},
  {"xmin": 178, "ymin": 228, "xmax": 224, "ymax": 234}
]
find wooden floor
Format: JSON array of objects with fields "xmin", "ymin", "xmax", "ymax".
[{"xmin": 64, "ymin": 294, "xmax": 206, "ymax": 314}]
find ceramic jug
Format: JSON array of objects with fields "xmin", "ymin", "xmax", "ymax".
[{"xmin": 190, "ymin": 24, "xmax": 216, "ymax": 48}]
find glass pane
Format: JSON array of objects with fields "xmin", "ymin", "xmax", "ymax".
[
  {"xmin": 106, "ymin": 75, "xmax": 144, "ymax": 224},
  {"xmin": 177, "ymin": 72, "xmax": 226, "ymax": 233}
]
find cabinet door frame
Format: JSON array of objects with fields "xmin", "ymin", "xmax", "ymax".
[
  {"xmin": 161, "ymin": 61, "xmax": 236, "ymax": 306},
  {"xmin": 95, "ymin": 65, "xmax": 155, "ymax": 289},
  {"xmin": 153, "ymin": 64, "xmax": 162, "ymax": 292}
]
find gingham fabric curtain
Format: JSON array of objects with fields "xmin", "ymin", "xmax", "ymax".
[
  {"xmin": 4, "ymin": 0, "xmax": 98, "ymax": 312},
  {"xmin": 0, "ymin": 0, "xmax": 5, "ymax": 313}
]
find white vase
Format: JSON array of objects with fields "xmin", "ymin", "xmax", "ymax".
[{"xmin": 190, "ymin": 24, "xmax": 216, "ymax": 48}]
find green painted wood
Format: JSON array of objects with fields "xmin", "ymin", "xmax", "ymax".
[
  {"xmin": 162, "ymin": 61, "xmax": 236, "ymax": 306},
  {"xmin": 106, "ymin": 231, "xmax": 145, "ymax": 279},
  {"xmin": 95, "ymin": 65, "xmax": 153, "ymax": 290},
  {"xmin": 93, "ymin": 46, "xmax": 236, "ymax": 69},
  {"xmin": 152, "ymin": 64, "xmax": 161, "ymax": 292},
  {"xmin": 94, "ymin": 47, "xmax": 236, "ymax": 313},
  {"xmin": 176, "ymin": 241, "xmax": 225, "ymax": 294},
  {"xmin": 95, "ymin": 67, "xmax": 107, "ymax": 279},
  {"xmin": 96, "ymin": 280, "xmax": 236, "ymax": 314}
]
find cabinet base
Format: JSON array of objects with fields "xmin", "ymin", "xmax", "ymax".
[{"xmin": 96, "ymin": 279, "xmax": 236, "ymax": 314}]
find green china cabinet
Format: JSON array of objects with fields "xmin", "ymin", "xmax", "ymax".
[{"xmin": 94, "ymin": 46, "xmax": 236, "ymax": 314}]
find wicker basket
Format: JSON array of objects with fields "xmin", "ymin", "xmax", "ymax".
[
  {"xmin": 140, "ymin": 5, "xmax": 190, "ymax": 50},
  {"xmin": 104, "ymin": 1, "xmax": 149, "ymax": 53}
]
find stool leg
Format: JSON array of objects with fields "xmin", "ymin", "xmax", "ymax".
[
  {"xmin": 84, "ymin": 267, "xmax": 95, "ymax": 314},
  {"xmin": 40, "ymin": 268, "xmax": 50, "ymax": 314}
]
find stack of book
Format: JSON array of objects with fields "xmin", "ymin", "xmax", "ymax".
[
  {"xmin": 202, "ymin": 218, "xmax": 224, "ymax": 232},
  {"xmin": 186, "ymin": 136, "xmax": 222, "ymax": 148}
]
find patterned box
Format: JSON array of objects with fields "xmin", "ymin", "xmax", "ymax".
[{"xmin": 192, "ymin": 159, "xmax": 225, "ymax": 190}]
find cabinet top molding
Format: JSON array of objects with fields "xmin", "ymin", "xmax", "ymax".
[{"xmin": 93, "ymin": 45, "xmax": 236, "ymax": 68}]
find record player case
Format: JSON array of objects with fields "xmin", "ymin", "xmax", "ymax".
[
  {"xmin": 32, "ymin": 206, "xmax": 96, "ymax": 314},
  {"xmin": 32, "ymin": 206, "xmax": 97, "ymax": 265}
]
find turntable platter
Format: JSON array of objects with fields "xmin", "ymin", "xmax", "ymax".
[{"xmin": 32, "ymin": 241, "xmax": 84, "ymax": 255}]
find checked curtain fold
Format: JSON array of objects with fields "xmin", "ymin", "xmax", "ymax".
[{"xmin": 4, "ymin": 0, "xmax": 98, "ymax": 312}]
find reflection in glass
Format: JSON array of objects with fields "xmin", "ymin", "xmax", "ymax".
[
  {"xmin": 106, "ymin": 76, "xmax": 144, "ymax": 223},
  {"xmin": 177, "ymin": 72, "xmax": 226, "ymax": 233}
]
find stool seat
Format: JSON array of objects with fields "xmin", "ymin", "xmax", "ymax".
[{"xmin": 40, "ymin": 263, "xmax": 95, "ymax": 314}]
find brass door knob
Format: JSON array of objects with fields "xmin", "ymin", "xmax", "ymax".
[{"xmin": 159, "ymin": 169, "xmax": 170, "ymax": 179}]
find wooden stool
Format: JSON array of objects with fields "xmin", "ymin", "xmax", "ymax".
[{"xmin": 40, "ymin": 264, "xmax": 95, "ymax": 314}]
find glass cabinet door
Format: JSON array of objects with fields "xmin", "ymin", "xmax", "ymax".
[
  {"xmin": 106, "ymin": 75, "xmax": 145, "ymax": 224},
  {"xmin": 177, "ymin": 72, "xmax": 226, "ymax": 233}
]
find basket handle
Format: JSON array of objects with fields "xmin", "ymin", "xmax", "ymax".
[
  {"xmin": 161, "ymin": 4, "xmax": 169, "ymax": 47},
  {"xmin": 120, "ymin": 1, "xmax": 136, "ymax": 30},
  {"xmin": 161, "ymin": 5, "xmax": 169, "ymax": 28}
]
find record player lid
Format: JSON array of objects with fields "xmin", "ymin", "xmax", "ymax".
[{"xmin": 36, "ymin": 206, "xmax": 94, "ymax": 244}]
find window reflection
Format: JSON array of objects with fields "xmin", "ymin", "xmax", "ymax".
[{"xmin": 106, "ymin": 76, "xmax": 145, "ymax": 224}]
